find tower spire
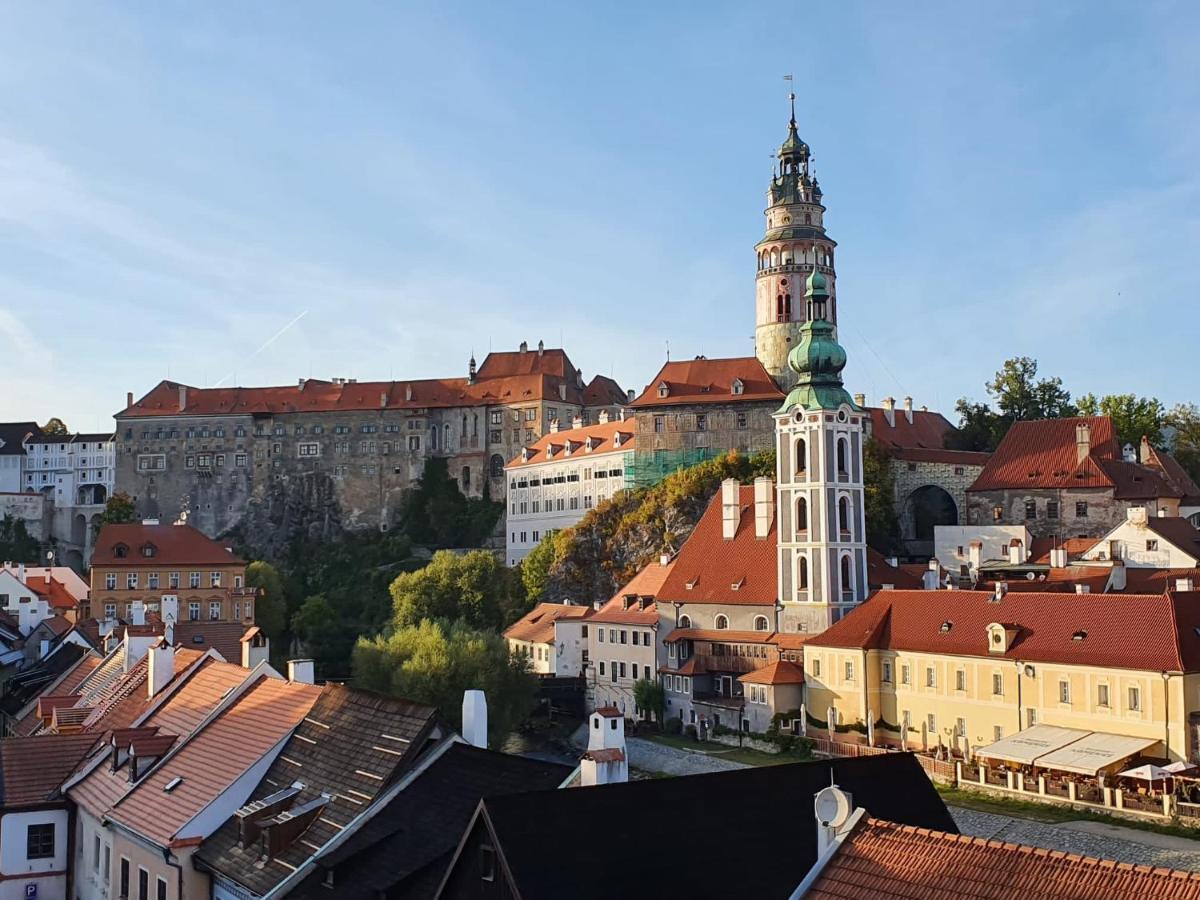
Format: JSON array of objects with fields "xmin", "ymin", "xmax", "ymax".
[{"xmin": 789, "ymin": 90, "xmax": 796, "ymax": 128}]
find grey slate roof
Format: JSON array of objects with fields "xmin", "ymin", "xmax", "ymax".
[
  {"xmin": 194, "ymin": 684, "xmax": 438, "ymax": 896},
  {"xmin": 0, "ymin": 422, "xmax": 40, "ymax": 455}
]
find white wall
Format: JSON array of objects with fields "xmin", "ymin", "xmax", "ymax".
[
  {"xmin": 553, "ymin": 619, "xmax": 589, "ymax": 677},
  {"xmin": 933, "ymin": 524, "xmax": 1029, "ymax": 570},
  {"xmin": 74, "ymin": 807, "xmax": 113, "ymax": 900},
  {"xmin": 1081, "ymin": 518, "xmax": 1200, "ymax": 568},
  {"xmin": 0, "ymin": 808, "xmax": 70, "ymax": 900}
]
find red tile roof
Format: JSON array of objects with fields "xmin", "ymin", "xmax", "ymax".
[
  {"xmin": 1028, "ymin": 537, "xmax": 1098, "ymax": 564},
  {"xmin": 866, "ymin": 407, "xmax": 956, "ymax": 451},
  {"xmin": 589, "ymin": 558, "xmax": 676, "ymax": 625},
  {"xmin": 657, "ymin": 485, "xmax": 777, "ymax": 605},
  {"xmin": 25, "ymin": 575, "xmax": 82, "ymax": 609},
  {"xmin": 506, "ymin": 419, "xmax": 635, "ymax": 469},
  {"xmin": 0, "ymin": 732, "xmax": 101, "ymax": 806},
  {"xmin": 887, "ymin": 447, "xmax": 991, "ymax": 466},
  {"xmin": 808, "ymin": 817, "xmax": 1200, "ymax": 899},
  {"xmin": 738, "ymin": 660, "xmax": 805, "ymax": 685},
  {"xmin": 581, "ymin": 748, "xmax": 625, "ymax": 764},
  {"xmin": 503, "ymin": 602, "xmax": 593, "ymax": 645},
  {"xmin": 1145, "ymin": 517, "xmax": 1200, "ymax": 560},
  {"xmin": 1122, "ymin": 568, "xmax": 1200, "ymax": 593},
  {"xmin": 806, "ymin": 588, "xmax": 1200, "ymax": 672},
  {"xmin": 12, "ymin": 654, "xmax": 102, "ymax": 736},
  {"xmin": 581, "ymin": 374, "xmax": 629, "ymax": 408},
  {"xmin": 628, "ymin": 357, "xmax": 784, "ymax": 408},
  {"xmin": 866, "ymin": 549, "xmax": 923, "ymax": 590},
  {"xmin": 173, "ymin": 621, "xmax": 258, "ymax": 664},
  {"xmin": 91, "ymin": 523, "xmax": 245, "ymax": 568},
  {"xmin": 475, "ymin": 347, "xmax": 574, "ymax": 380}
]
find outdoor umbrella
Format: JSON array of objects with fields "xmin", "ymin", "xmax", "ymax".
[{"xmin": 1119, "ymin": 763, "xmax": 1173, "ymax": 793}]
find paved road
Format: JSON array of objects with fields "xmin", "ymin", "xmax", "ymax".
[
  {"xmin": 626, "ymin": 737, "xmax": 748, "ymax": 776},
  {"xmin": 950, "ymin": 807, "xmax": 1200, "ymax": 871}
]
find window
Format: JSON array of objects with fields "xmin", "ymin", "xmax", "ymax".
[
  {"xmin": 120, "ymin": 858, "xmax": 130, "ymax": 898},
  {"xmin": 714, "ymin": 614, "xmax": 729, "ymax": 630},
  {"xmin": 1046, "ymin": 500, "xmax": 1059, "ymax": 519},
  {"xmin": 811, "ymin": 658, "xmax": 821, "ymax": 677},
  {"xmin": 105, "ymin": 573, "xmax": 117, "ymax": 590},
  {"xmin": 189, "ymin": 571, "xmax": 201, "ymax": 589},
  {"xmin": 1147, "ymin": 539, "xmax": 1159, "ymax": 552},
  {"xmin": 93, "ymin": 833, "xmax": 101, "ymax": 871},
  {"xmin": 481, "ymin": 844, "xmax": 496, "ymax": 882},
  {"xmin": 844, "ymin": 660, "xmax": 854, "ymax": 681},
  {"xmin": 925, "ymin": 667, "xmax": 936, "ymax": 687},
  {"xmin": 169, "ymin": 572, "xmax": 180, "ymax": 589},
  {"xmin": 1059, "ymin": 680, "xmax": 1071, "ymax": 703},
  {"xmin": 1097, "ymin": 683, "xmax": 1110, "ymax": 707},
  {"xmin": 955, "ymin": 717, "xmax": 966, "ymax": 737},
  {"xmin": 737, "ymin": 411, "xmax": 747, "ymax": 428},
  {"xmin": 1024, "ymin": 499, "xmax": 1036, "ymax": 518},
  {"xmin": 882, "ymin": 660, "xmax": 892, "ymax": 683},
  {"xmin": 926, "ymin": 713, "xmax": 936, "ymax": 734},
  {"xmin": 210, "ymin": 571, "xmax": 222, "ymax": 587},
  {"xmin": 696, "ymin": 414, "xmax": 707, "ymax": 432},
  {"xmin": 1076, "ymin": 501, "xmax": 1088, "ymax": 518},
  {"xmin": 678, "ymin": 614, "xmax": 691, "ymax": 628},
  {"xmin": 104, "ymin": 603, "xmax": 116, "ymax": 619},
  {"xmin": 1027, "ymin": 707, "xmax": 1038, "ymax": 728},
  {"xmin": 298, "ymin": 442, "xmax": 320, "ymax": 457},
  {"xmin": 994, "ymin": 725, "xmax": 1003, "ymax": 741},
  {"xmin": 139, "ymin": 867, "xmax": 149, "ymax": 900},
  {"xmin": 992, "ymin": 505, "xmax": 1003, "ymax": 522},
  {"xmin": 992, "ymin": 673, "xmax": 1003, "ymax": 696},
  {"xmin": 901, "ymin": 664, "xmax": 910, "ymax": 685},
  {"xmin": 188, "ymin": 601, "xmax": 200, "ymax": 621},
  {"xmin": 610, "ymin": 662, "xmax": 618, "ymax": 683},
  {"xmin": 1128, "ymin": 685, "xmax": 1141, "ymax": 712},
  {"xmin": 620, "ymin": 630, "xmax": 627, "ymax": 645},
  {"xmin": 955, "ymin": 670, "xmax": 965, "ymax": 691},
  {"xmin": 210, "ymin": 601, "xmax": 221, "ymax": 620},
  {"xmin": 26, "ymin": 822, "xmax": 54, "ymax": 859},
  {"xmin": 753, "ymin": 615, "xmax": 769, "ymax": 632},
  {"xmin": 126, "ymin": 573, "xmax": 138, "ymax": 589},
  {"xmin": 598, "ymin": 628, "xmax": 604, "ymax": 643},
  {"xmin": 157, "ymin": 876, "xmax": 168, "ymax": 900},
  {"xmin": 654, "ymin": 415, "xmax": 665, "ymax": 433},
  {"xmin": 598, "ymin": 661, "xmax": 605, "ymax": 675}
]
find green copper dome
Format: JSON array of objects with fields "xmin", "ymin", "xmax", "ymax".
[
  {"xmin": 779, "ymin": 119, "xmax": 809, "ymax": 157},
  {"xmin": 778, "ymin": 270, "xmax": 859, "ymax": 413}
]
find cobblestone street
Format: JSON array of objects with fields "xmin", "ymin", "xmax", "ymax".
[{"xmin": 950, "ymin": 807, "xmax": 1200, "ymax": 872}]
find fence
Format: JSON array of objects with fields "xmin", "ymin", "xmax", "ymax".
[{"xmin": 808, "ymin": 735, "xmax": 958, "ymax": 784}]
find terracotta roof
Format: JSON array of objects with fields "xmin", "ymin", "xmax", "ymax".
[
  {"xmin": 1028, "ymin": 537, "xmax": 1098, "ymax": 564},
  {"xmin": 806, "ymin": 588, "xmax": 1200, "ymax": 672},
  {"xmin": 662, "ymin": 657, "xmax": 707, "ymax": 676},
  {"xmin": 173, "ymin": 621, "xmax": 257, "ymax": 663},
  {"xmin": 7, "ymin": 649, "xmax": 101, "ymax": 736},
  {"xmin": 506, "ymin": 419, "xmax": 636, "ymax": 469},
  {"xmin": 581, "ymin": 374, "xmax": 629, "ymax": 407},
  {"xmin": 504, "ymin": 602, "xmax": 593, "ymax": 645},
  {"xmin": 25, "ymin": 575, "xmax": 82, "ymax": 609},
  {"xmin": 106, "ymin": 675, "xmax": 320, "ymax": 847},
  {"xmin": 589, "ymin": 558, "xmax": 675, "ymax": 625},
  {"xmin": 475, "ymin": 347, "xmax": 574, "ymax": 380},
  {"xmin": 866, "ymin": 549, "xmax": 923, "ymax": 590},
  {"xmin": 1146, "ymin": 444, "xmax": 1200, "ymax": 505},
  {"xmin": 808, "ymin": 816, "xmax": 1200, "ymax": 899},
  {"xmin": 628, "ymin": 356, "xmax": 784, "ymax": 408},
  {"xmin": 1122, "ymin": 568, "xmax": 1200, "ymax": 593},
  {"xmin": 738, "ymin": 660, "xmax": 805, "ymax": 685},
  {"xmin": 0, "ymin": 732, "xmax": 101, "ymax": 806},
  {"xmin": 887, "ymin": 447, "xmax": 990, "ymax": 466},
  {"xmin": 581, "ymin": 747, "xmax": 625, "ymax": 763},
  {"xmin": 91, "ymin": 523, "xmax": 244, "ymax": 568},
  {"xmin": 657, "ymin": 485, "xmax": 777, "ymax": 605},
  {"xmin": 866, "ymin": 406, "xmax": 956, "ymax": 451},
  {"xmin": 1146, "ymin": 517, "xmax": 1200, "ymax": 560}
]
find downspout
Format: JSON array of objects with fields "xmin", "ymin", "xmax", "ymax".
[
  {"xmin": 1163, "ymin": 671, "xmax": 1171, "ymax": 759},
  {"xmin": 1015, "ymin": 660, "xmax": 1023, "ymax": 732},
  {"xmin": 164, "ymin": 846, "xmax": 185, "ymax": 900}
]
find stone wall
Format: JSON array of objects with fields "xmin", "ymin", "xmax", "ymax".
[
  {"xmin": 966, "ymin": 488, "xmax": 1132, "ymax": 539},
  {"xmin": 892, "ymin": 459, "xmax": 985, "ymax": 555},
  {"xmin": 631, "ymin": 399, "xmax": 777, "ymax": 458}
]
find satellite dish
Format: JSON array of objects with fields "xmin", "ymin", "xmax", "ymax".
[
  {"xmin": 814, "ymin": 785, "xmax": 853, "ymax": 827},
  {"xmin": 1026, "ymin": 571, "xmax": 1036, "ymax": 581}
]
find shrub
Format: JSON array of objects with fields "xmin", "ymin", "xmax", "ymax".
[
  {"xmin": 665, "ymin": 717, "xmax": 683, "ymax": 736},
  {"xmin": 683, "ymin": 724, "xmax": 698, "ymax": 740}
]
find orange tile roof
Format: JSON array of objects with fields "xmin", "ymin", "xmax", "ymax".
[
  {"xmin": 866, "ymin": 406, "xmax": 956, "ymax": 452},
  {"xmin": 582, "ymin": 374, "xmax": 629, "ymax": 407},
  {"xmin": 173, "ymin": 621, "xmax": 257, "ymax": 663},
  {"xmin": 106, "ymin": 675, "xmax": 320, "ymax": 847},
  {"xmin": 805, "ymin": 588, "xmax": 1200, "ymax": 672},
  {"xmin": 504, "ymin": 602, "xmax": 593, "ymax": 645},
  {"xmin": 808, "ymin": 817, "xmax": 1200, "ymax": 899},
  {"xmin": 738, "ymin": 660, "xmax": 805, "ymax": 685},
  {"xmin": 866, "ymin": 549, "xmax": 923, "ymax": 590},
  {"xmin": 589, "ymin": 558, "xmax": 675, "ymax": 625},
  {"xmin": 0, "ymin": 732, "xmax": 102, "ymax": 806},
  {"xmin": 506, "ymin": 418, "xmax": 636, "ymax": 469},
  {"xmin": 25, "ymin": 575, "xmax": 82, "ymax": 609},
  {"xmin": 91, "ymin": 523, "xmax": 244, "ymax": 568},
  {"xmin": 1123, "ymin": 568, "xmax": 1200, "ymax": 593},
  {"xmin": 1028, "ymin": 536, "xmax": 1098, "ymax": 564},
  {"xmin": 887, "ymin": 446, "xmax": 991, "ymax": 466},
  {"xmin": 657, "ymin": 485, "xmax": 777, "ymax": 605},
  {"xmin": 629, "ymin": 356, "xmax": 784, "ymax": 408},
  {"xmin": 12, "ymin": 654, "xmax": 102, "ymax": 736}
]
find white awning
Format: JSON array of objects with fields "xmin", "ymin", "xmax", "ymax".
[
  {"xmin": 1035, "ymin": 732, "xmax": 1162, "ymax": 776},
  {"xmin": 975, "ymin": 724, "xmax": 1089, "ymax": 765}
]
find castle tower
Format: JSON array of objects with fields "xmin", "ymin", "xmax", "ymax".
[
  {"xmin": 774, "ymin": 268, "xmax": 866, "ymax": 635},
  {"xmin": 755, "ymin": 94, "xmax": 837, "ymax": 391}
]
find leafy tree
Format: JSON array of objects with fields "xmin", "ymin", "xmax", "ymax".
[
  {"xmin": 632, "ymin": 678, "xmax": 666, "ymax": 725},
  {"xmin": 944, "ymin": 399, "xmax": 1008, "ymax": 452},
  {"xmin": 1166, "ymin": 403, "xmax": 1200, "ymax": 484},
  {"xmin": 98, "ymin": 492, "xmax": 137, "ymax": 526},
  {"xmin": 520, "ymin": 530, "xmax": 564, "ymax": 604},
  {"xmin": 1076, "ymin": 393, "xmax": 1165, "ymax": 448},
  {"xmin": 41, "ymin": 418, "xmax": 69, "ymax": 435},
  {"xmin": 862, "ymin": 439, "xmax": 901, "ymax": 554},
  {"xmin": 389, "ymin": 550, "xmax": 520, "ymax": 632},
  {"xmin": 0, "ymin": 516, "xmax": 40, "ymax": 562},
  {"xmin": 352, "ymin": 618, "xmax": 537, "ymax": 743},
  {"xmin": 290, "ymin": 594, "xmax": 351, "ymax": 677},
  {"xmin": 985, "ymin": 356, "xmax": 1076, "ymax": 421},
  {"xmin": 395, "ymin": 457, "xmax": 502, "ymax": 549},
  {"xmin": 245, "ymin": 560, "xmax": 287, "ymax": 639}
]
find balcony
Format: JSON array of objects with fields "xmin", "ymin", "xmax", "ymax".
[{"xmin": 693, "ymin": 654, "xmax": 759, "ymax": 675}]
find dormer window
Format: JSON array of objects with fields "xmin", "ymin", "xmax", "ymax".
[
  {"xmin": 141, "ymin": 543, "xmax": 157, "ymax": 558},
  {"xmin": 986, "ymin": 622, "xmax": 1009, "ymax": 654},
  {"xmin": 657, "ymin": 382, "xmax": 670, "ymax": 399},
  {"xmin": 731, "ymin": 378, "xmax": 745, "ymax": 396},
  {"xmin": 113, "ymin": 543, "xmax": 129, "ymax": 559}
]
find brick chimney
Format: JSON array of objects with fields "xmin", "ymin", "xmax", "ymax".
[
  {"xmin": 126, "ymin": 391, "xmax": 133, "ymax": 408},
  {"xmin": 1075, "ymin": 422, "xmax": 1091, "ymax": 463},
  {"xmin": 721, "ymin": 479, "xmax": 740, "ymax": 540}
]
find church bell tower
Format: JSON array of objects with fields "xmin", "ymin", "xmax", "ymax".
[{"xmin": 755, "ymin": 94, "xmax": 838, "ymax": 391}]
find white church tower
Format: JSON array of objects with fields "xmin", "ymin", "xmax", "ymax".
[{"xmin": 774, "ymin": 268, "xmax": 868, "ymax": 635}]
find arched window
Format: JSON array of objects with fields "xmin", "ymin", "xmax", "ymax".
[
  {"xmin": 461, "ymin": 466, "xmax": 471, "ymax": 490},
  {"xmin": 715, "ymin": 614, "xmax": 729, "ymax": 630},
  {"xmin": 805, "ymin": 212, "xmax": 812, "ymax": 225},
  {"xmin": 838, "ymin": 496, "xmax": 851, "ymax": 533},
  {"xmin": 770, "ymin": 248, "xmax": 780, "ymax": 268},
  {"xmin": 776, "ymin": 295, "xmax": 785, "ymax": 321},
  {"xmin": 489, "ymin": 454, "xmax": 505, "ymax": 478},
  {"xmin": 840, "ymin": 555, "xmax": 852, "ymax": 597},
  {"xmin": 678, "ymin": 614, "xmax": 691, "ymax": 629},
  {"xmin": 795, "ymin": 437, "xmax": 807, "ymax": 476},
  {"xmin": 461, "ymin": 414, "xmax": 467, "ymax": 437},
  {"xmin": 797, "ymin": 555, "xmax": 809, "ymax": 591},
  {"xmin": 430, "ymin": 427, "xmax": 438, "ymax": 450},
  {"xmin": 783, "ymin": 293, "xmax": 791, "ymax": 319},
  {"xmin": 796, "ymin": 496, "xmax": 808, "ymax": 532},
  {"xmin": 753, "ymin": 615, "xmax": 769, "ymax": 632},
  {"xmin": 836, "ymin": 437, "xmax": 848, "ymax": 476}
]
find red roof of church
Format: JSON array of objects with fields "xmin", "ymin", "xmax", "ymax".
[{"xmin": 628, "ymin": 357, "xmax": 784, "ymax": 408}]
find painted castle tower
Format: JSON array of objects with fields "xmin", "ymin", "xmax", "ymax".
[
  {"xmin": 774, "ymin": 267, "xmax": 867, "ymax": 634},
  {"xmin": 754, "ymin": 95, "xmax": 838, "ymax": 391}
]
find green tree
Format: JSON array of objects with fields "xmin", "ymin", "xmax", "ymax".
[
  {"xmin": 0, "ymin": 516, "xmax": 40, "ymax": 562},
  {"xmin": 944, "ymin": 399, "xmax": 1008, "ymax": 452},
  {"xmin": 98, "ymin": 491, "xmax": 137, "ymax": 526},
  {"xmin": 41, "ymin": 417, "xmax": 69, "ymax": 435},
  {"xmin": 352, "ymin": 618, "xmax": 537, "ymax": 743},
  {"xmin": 985, "ymin": 356, "xmax": 1076, "ymax": 421},
  {"xmin": 290, "ymin": 594, "xmax": 350, "ymax": 676},
  {"xmin": 520, "ymin": 530, "xmax": 563, "ymax": 604},
  {"xmin": 389, "ymin": 550, "xmax": 517, "ymax": 632},
  {"xmin": 632, "ymin": 678, "xmax": 666, "ymax": 725},
  {"xmin": 1076, "ymin": 393, "xmax": 1165, "ymax": 448},
  {"xmin": 245, "ymin": 560, "xmax": 287, "ymax": 639},
  {"xmin": 395, "ymin": 457, "xmax": 502, "ymax": 549},
  {"xmin": 1166, "ymin": 403, "xmax": 1200, "ymax": 484},
  {"xmin": 862, "ymin": 438, "xmax": 901, "ymax": 554}
]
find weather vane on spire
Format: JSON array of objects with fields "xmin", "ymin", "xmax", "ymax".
[{"xmin": 784, "ymin": 74, "xmax": 795, "ymax": 125}]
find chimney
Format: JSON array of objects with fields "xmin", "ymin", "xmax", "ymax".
[
  {"xmin": 572, "ymin": 415, "xmax": 583, "ymax": 430},
  {"xmin": 178, "ymin": 385, "xmax": 188, "ymax": 412},
  {"xmin": 581, "ymin": 707, "xmax": 628, "ymax": 787},
  {"xmin": 881, "ymin": 397, "xmax": 895, "ymax": 428},
  {"xmin": 1127, "ymin": 506, "xmax": 1148, "ymax": 525},
  {"xmin": 287, "ymin": 659, "xmax": 315, "ymax": 685},
  {"xmin": 17, "ymin": 562, "xmax": 25, "ymax": 583},
  {"xmin": 627, "ymin": 389, "xmax": 635, "ymax": 404},
  {"xmin": 462, "ymin": 689, "xmax": 488, "ymax": 749},
  {"xmin": 130, "ymin": 599, "xmax": 146, "ymax": 627},
  {"xmin": 1008, "ymin": 540, "xmax": 1026, "ymax": 565},
  {"xmin": 922, "ymin": 559, "xmax": 940, "ymax": 591},
  {"xmin": 1176, "ymin": 576, "xmax": 1196, "ymax": 592},
  {"xmin": 1075, "ymin": 421, "xmax": 1091, "ymax": 463},
  {"xmin": 1140, "ymin": 434, "xmax": 1151, "ymax": 464},
  {"xmin": 537, "ymin": 339, "xmax": 544, "ymax": 356},
  {"xmin": 903, "ymin": 396, "xmax": 913, "ymax": 424},
  {"xmin": 968, "ymin": 541, "xmax": 983, "ymax": 571},
  {"xmin": 379, "ymin": 392, "xmax": 388, "ymax": 408},
  {"xmin": 549, "ymin": 419, "xmax": 559, "ymax": 434},
  {"xmin": 598, "ymin": 410, "xmax": 610, "ymax": 425},
  {"xmin": 660, "ymin": 552, "xmax": 672, "ymax": 567},
  {"xmin": 519, "ymin": 341, "xmax": 528, "ymax": 353},
  {"xmin": 1075, "ymin": 584, "xmax": 1091, "ymax": 594},
  {"xmin": 1109, "ymin": 559, "xmax": 1127, "ymax": 591},
  {"xmin": 1122, "ymin": 443, "xmax": 1137, "ymax": 463},
  {"xmin": 405, "ymin": 384, "xmax": 413, "ymax": 402},
  {"xmin": 576, "ymin": 368, "xmax": 584, "ymax": 389},
  {"xmin": 721, "ymin": 479, "xmax": 740, "ymax": 540},
  {"xmin": 753, "ymin": 476, "xmax": 774, "ymax": 539},
  {"xmin": 993, "ymin": 581, "xmax": 1007, "ymax": 601},
  {"xmin": 126, "ymin": 391, "xmax": 134, "ymax": 408},
  {"xmin": 853, "ymin": 392, "xmax": 866, "ymax": 407},
  {"xmin": 1048, "ymin": 546, "xmax": 1067, "ymax": 569},
  {"xmin": 148, "ymin": 643, "xmax": 175, "ymax": 699}
]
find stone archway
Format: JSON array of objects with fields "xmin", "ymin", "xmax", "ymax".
[{"xmin": 901, "ymin": 485, "xmax": 959, "ymax": 557}]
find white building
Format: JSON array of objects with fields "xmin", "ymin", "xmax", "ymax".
[
  {"xmin": 1081, "ymin": 508, "xmax": 1200, "ymax": 568},
  {"xmin": 503, "ymin": 601, "xmax": 594, "ymax": 675},
  {"xmin": 504, "ymin": 415, "xmax": 635, "ymax": 565},
  {"xmin": 22, "ymin": 432, "xmax": 115, "ymax": 506}
]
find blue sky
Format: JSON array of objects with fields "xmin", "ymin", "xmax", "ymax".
[{"xmin": 0, "ymin": 2, "xmax": 1197, "ymax": 431}]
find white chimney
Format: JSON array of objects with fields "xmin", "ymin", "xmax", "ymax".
[
  {"xmin": 124, "ymin": 630, "xmax": 157, "ymax": 672},
  {"xmin": 922, "ymin": 559, "xmax": 940, "ymax": 591},
  {"xmin": 903, "ymin": 396, "xmax": 914, "ymax": 424},
  {"xmin": 160, "ymin": 595, "xmax": 179, "ymax": 626},
  {"xmin": 130, "ymin": 599, "xmax": 146, "ymax": 627},
  {"xmin": 572, "ymin": 415, "xmax": 583, "ymax": 430},
  {"xmin": 178, "ymin": 385, "xmax": 188, "ymax": 411},
  {"xmin": 968, "ymin": 541, "xmax": 983, "ymax": 571},
  {"xmin": 598, "ymin": 410, "xmax": 610, "ymax": 424},
  {"xmin": 1076, "ymin": 421, "xmax": 1091, "ymax": 463},
  {"xmin": 753, "ymin": 477, "xmax": 774, "ymax": 539},
  {"xmin": 1176, "ymin": 577, "xmax": 1196, "ymax": 592},
  {"xmin": 721, "ymin": 479, "xmax": 740, "ymax": 540},
  {"xmin": 993, "ymin": 582, "xmax": 1008, "ymax": 601},
  {"xmin": 580, "ymin": 707, "xmax": 628, "ymax": 787},
  {"xmin": 148, "ymin": 642, "xmax": 175, "ymax": 698},
  {"xmin": 17, "ymin": 563, "xmax": 25, "ymax": 583},
  {"xmin": 1048, "ymin": 547, "xmax": 1068, "ymax": 569},
  {"xmin": 1140, "ymin": 434, "xmax": 1152, "ymax": 464},
  {"xmin": 288, "ymin": 659, "xmax": 315, "ymax": 685},
  {"xmin": 38, "ymin": 639, "xmax": 50, "ymax": 659},
  {"xmin": 462, "ymin": 689, "xmax": 488, "ymax": 749},
  {"xmin": 1008, "ymin": 540, "xmax": 1026, "ymax": 565},
  {"xmin": 1122, "ymin": 443, "xmax": 1137, "ymax": 463},
  {"xmin": 1109, "ymin": 560, "xmax": 1127, "ymax": 591},
  {"xmin": 853, "ymin": 393, "xmax": 866, "ymax": 407},
  {"xmin": 1127, "ymin": 506, "xmax": 1148, "ymax": 525},
  {"xmin": 1075, "ymin": 584, "xmax": 1091, "ymax": 594},
  {"xmin": 881, "ymin": 397, "xmax": 895, "ymax": 428}
]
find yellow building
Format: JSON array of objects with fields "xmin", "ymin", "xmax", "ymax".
[{"xmin": 803, "ymin": 587, "xmax": 1200, "ymax": 763}]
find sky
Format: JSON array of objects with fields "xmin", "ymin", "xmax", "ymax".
[{"xmin": 0, "ymin": 2, "xmax": 1197, "ymax": 432}]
